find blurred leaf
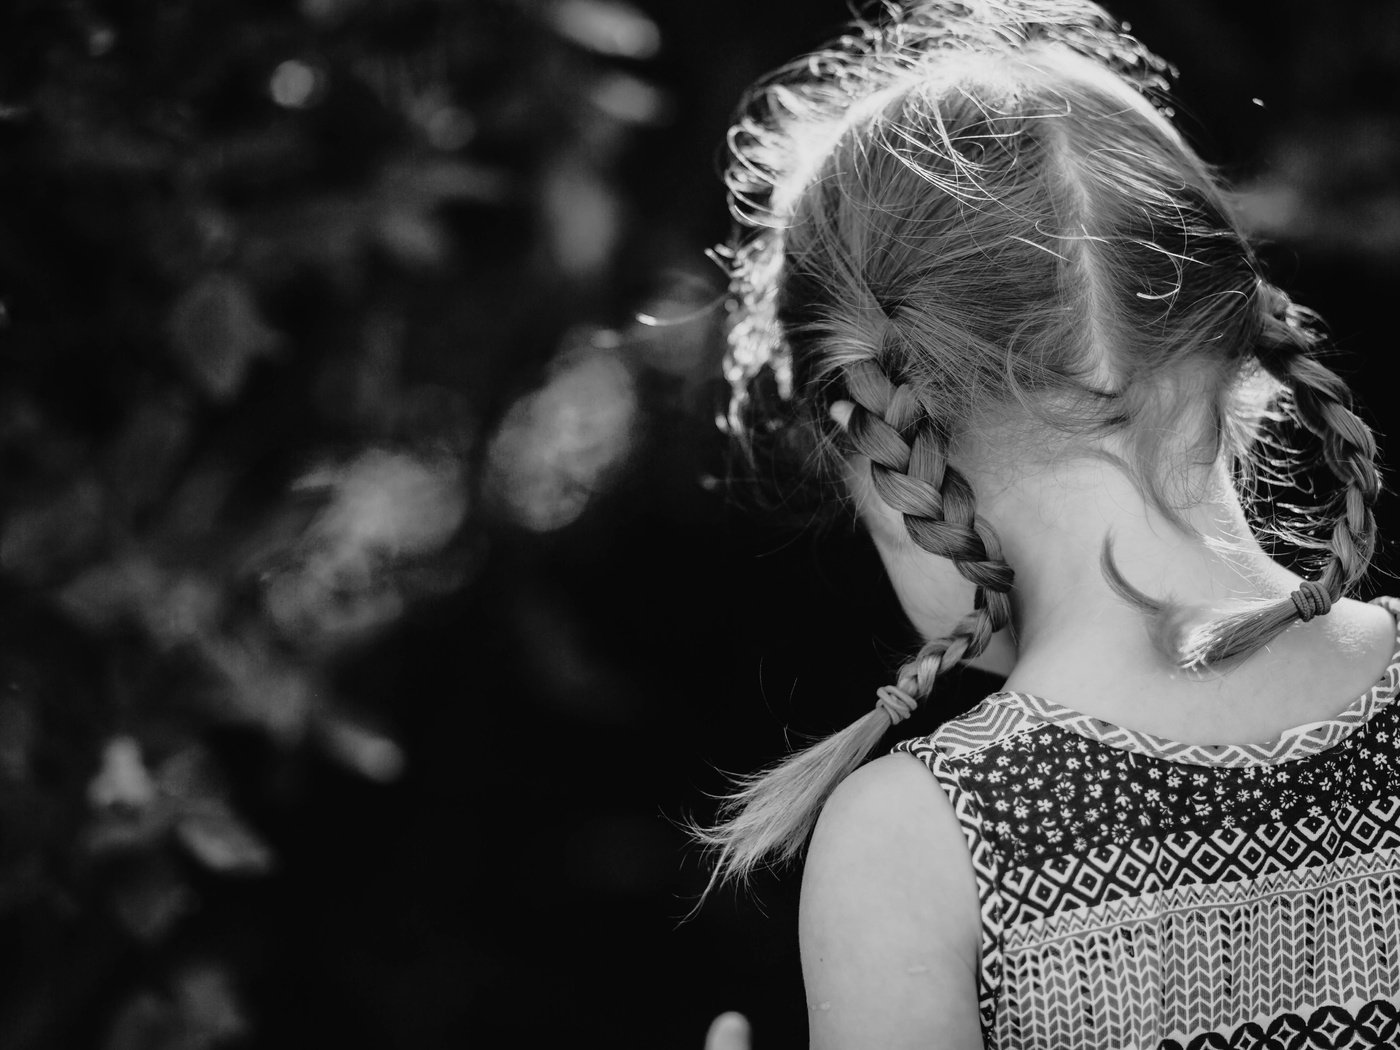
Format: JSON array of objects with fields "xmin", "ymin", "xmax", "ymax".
[
  {"xmin": 542, "ymin": 159, "xmax": 621, "ymax": 278},
  {"xmin": 105, "ymin": 965, "xmax": 246, "ymax": 1050},
  {"xmin": 60, "ymin": 557, "xmax": 220, "ymax": 651},
  {"xmin": 88, "ymin": 736, "xmax": 158, "ymax": 811},
  {"xmin": 269, "ymin": 60, "xmax": 326, "ymax": 110},
  {"xmin": 374, "ymin": 208, "xmax": 447, "ymax": 267},
  {"xmin": 171, "ymin": 965, "xmax": 247, "ymax": 1045},
  {"xmin": 314, "ymin": 712, "xmax": 405, "ymax": 782},
  {"xmin": 485, "ymin": 343, "xmax": 637, "ymax": 531},
  {"xmin": 261, "ymin": 553, "xmax": 406, "ymax": 647},
  {"xmin": 590, "ymin": 72, "xmax": 672, "ymax": 126},
  {"xmin": 141, "ymin": 575, "xmax": 222, "ymax": 651},
  {"xmin": 85, "ymin": 746, "xmax": 217, "ymax": 857},
  {"xmin": 258, "ymin": 449, "xmax": 469, "ymax": 646},
  {"xmin": 197, "ymin": 632, "xmax": 316, "ymax": 740},
  {"xmin": 175, "ymin": 809, "xmax": 275, "ymax": 876},
  {"xmin": 298, "ymin": 449, "xmax": 468, "ymax": 559},
  {"xmin": 166, "ymin": 273, "xmax": 281, "ymax": 402},
  {"xmin": 548, "ymin": 0, "xmax": 661, "ymax": 59}
]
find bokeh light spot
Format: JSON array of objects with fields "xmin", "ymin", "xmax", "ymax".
[
  {"xmin": 485, "ymin": 344, "xmax": 637, "ymax": 532},
  {"xmin": 270, "ymin": 60, "xmax": 322, "ymax": 109},
  {"xmin": 549, "ymin": 0, "xmax": 660, "ymax": 60}
]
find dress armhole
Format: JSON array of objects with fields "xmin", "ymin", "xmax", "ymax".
[{"xmin": 893, "ymin": 736, "xmax": 1010, "ymax": 1043}]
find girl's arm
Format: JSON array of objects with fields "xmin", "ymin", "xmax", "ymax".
[{"xmin": 799, "ymin": 753, "xmax": 985, "ymax": 1050}]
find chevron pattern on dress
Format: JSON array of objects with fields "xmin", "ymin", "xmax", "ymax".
[
  {"xmin": 928, "ymin": 694, "xmax": 1039, "ymax": 759},
  {"xmin": 1006, "ymin": 684, "xmax": 1400, "ymax": 767},
  {"xmin": 991, "ymin": 595, "xmax": 1400, "ymax": 770},
  {"xmin": 993, "ymin": 861, "xmax": 1400, "ymax": 1049}
]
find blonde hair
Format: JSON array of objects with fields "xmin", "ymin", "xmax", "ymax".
[{"xmin": 695, "ymin": 0, "xmax": 1383, "ymax": 891}]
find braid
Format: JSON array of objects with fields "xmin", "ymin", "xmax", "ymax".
[
  {"xmin": 1157, "ymin": 284, "xmax": 1382, "ymax": 668},
  {"xmin": 1255, "ymin": 288, "xmax": 1380, "ymax": 590},
  {"xmin": 692, "ymin": 310, "xmax": 1017, "ymax": 895},
  {"xmin": 842, "ymin": 357, "xmax": 1015, "ymax": 697}
]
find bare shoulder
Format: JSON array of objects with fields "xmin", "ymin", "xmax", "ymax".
[{"xmin": 799, "ymin": 752, "xmax": 985, "ymax": 1050}]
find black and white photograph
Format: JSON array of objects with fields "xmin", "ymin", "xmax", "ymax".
[{"xmin": 2, "ymin": 1, "xmax": 1400, "ymax": 1047}]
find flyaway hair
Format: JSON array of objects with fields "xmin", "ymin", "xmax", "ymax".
[{"xmin": 695, "ymin": 0, "xmax": 1383, "ymax": 892}]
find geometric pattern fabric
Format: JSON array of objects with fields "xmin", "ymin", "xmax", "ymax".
[
  {"xmin": 894, "ymin": 596, "xmax": 1400, "ymax": 1050},
  {"xmin": 1000, "ymin": 795, "xmax": 1400, "ymax": 927},
  {"xmin": 1158, "ymin": 998, "xmax": 1400, "ymax": 1050}
]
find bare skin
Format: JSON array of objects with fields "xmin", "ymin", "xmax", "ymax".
[
  {"xmin": 711, "ymin": 402, "xmax": 1396, "ymax": 1050},
  {"xmin": 840, "ymin": 401, "xmax": 1396, "ymax": 744}
]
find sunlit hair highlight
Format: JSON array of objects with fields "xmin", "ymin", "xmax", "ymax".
[{"xmin": 695, "ymin": 0, "xmax": 1383, "ymax": 892}]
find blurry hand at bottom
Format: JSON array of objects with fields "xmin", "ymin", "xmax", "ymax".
[{"xmin": 705, "ymin": 1012, "xmax": 751, "ymax": 1050}]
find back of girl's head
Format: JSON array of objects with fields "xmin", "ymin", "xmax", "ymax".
[{"xmin": 697, "ymin": 0, "xmax": 1382, "ymax": 891}]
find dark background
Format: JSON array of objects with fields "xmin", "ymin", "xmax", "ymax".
[{"xmin": 0, "ymin": 1, "xmax": 1398, "ymax": 1048}]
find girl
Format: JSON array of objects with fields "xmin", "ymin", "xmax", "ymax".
[{"xmin": 696, "ymin": 2, "xmax": 1400, "ymax": 1048}]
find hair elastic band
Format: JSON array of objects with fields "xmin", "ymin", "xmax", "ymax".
[
  {"xmin": 1290, "ymin": 580, "xmax": 1333, "ymax": 622},
  {"xmin": 875, "ymin": 685, "xmax": 918, "ymax": 725}
]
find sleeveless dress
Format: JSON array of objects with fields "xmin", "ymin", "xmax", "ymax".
[{"xmin": 892, "ymin": 595, "xmax": 1400, "ymax": 1050}]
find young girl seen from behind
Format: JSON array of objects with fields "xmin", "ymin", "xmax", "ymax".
[{"xmin": 696, "ymin": 2, "xmax": 1400, "ymax": 1048}]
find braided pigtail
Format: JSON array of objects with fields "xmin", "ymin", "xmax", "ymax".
[
  {"xmin": 694, "ymin": 312, "xmax": 1015, "ymax": 890},
  {"xmin": 841, "ymin": 357, "xmax": 1016, "ymax": 689},
  {"xmin": 1142, "ymin": 284, "xmax": 1383, "ymax": 668}
]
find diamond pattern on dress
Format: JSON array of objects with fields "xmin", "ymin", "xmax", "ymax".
[{"xmin": 995, "ymin": 798, "xmax": 1400, "ymax": 926}]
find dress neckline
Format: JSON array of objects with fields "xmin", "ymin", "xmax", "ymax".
[{"xmin": 983, "ymin": 595, "xmax": 1400, "ymax": 767}]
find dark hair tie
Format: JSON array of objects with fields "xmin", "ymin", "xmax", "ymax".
[{"xmin": 1290, "ymin": 580, "xmax": 1333, "ymax": 622}]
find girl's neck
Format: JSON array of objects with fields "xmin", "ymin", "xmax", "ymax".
[
  {"xmin": 974, "ymin": 454, "xmax": 1397, "ymax": 739},
  {"xmin": 983, "ymin": 453, "xmax": 1296, "ymax": 659}
]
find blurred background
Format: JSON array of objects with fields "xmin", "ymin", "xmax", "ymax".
[{"xmin": 0, "ymin": 1, "xmax": 1397, "ymax": 1047}]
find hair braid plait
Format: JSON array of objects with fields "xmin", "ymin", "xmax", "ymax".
[
  {"xmin": 1255, "ymin": 284, "xmax": 1381, "ymax": 590},
  {"xmin": 842, "ymin": 355, "xmax": 1015, "ymax": 700},
  {"xmin": 690, "ymin": 305, "xmax": 1016, "ymax": 895},
  {"xmin": 1160, "ymin": 282, "xmax": 1383, "ymax": 668}
]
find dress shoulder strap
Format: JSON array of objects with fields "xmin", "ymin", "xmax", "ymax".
[{"xmin": 892, "ymin": 699, "xmax": 1029, "ymax": 1039}]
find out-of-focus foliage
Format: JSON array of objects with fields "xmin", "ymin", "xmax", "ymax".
[{"xmin": 0, "ymin": 0, "xmax": 687, "ymax": 1045}]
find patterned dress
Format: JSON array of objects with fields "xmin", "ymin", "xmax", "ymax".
[{"xmin": 893, "ymin": 596, "xmax": 1400, "ymax": 1050}]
